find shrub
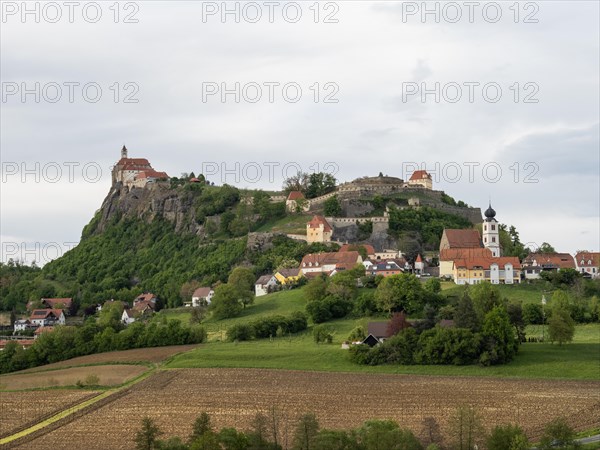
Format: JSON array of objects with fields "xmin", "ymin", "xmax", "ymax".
[
  {"xmin": 227, "ymin": 324, "xmax": 254, "ymax": 342},
  {"xmin": 313, "ymin": 325, "xmax": 334, "ymax": 344}
]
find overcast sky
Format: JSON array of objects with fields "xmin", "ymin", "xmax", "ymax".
[{"xmin": 1, "ymin": 1, "xmax": 599, "ymax": 265}]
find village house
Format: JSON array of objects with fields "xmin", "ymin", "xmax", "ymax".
[
  {"xmin": 34, "ymin": 326, "xmax": 55, "ymax": 338},
  {"xmin": 13, "ymin": 319, "xmax": 34, "ymax": 333},
  {"xmin": 121, "ymin": 309, "xmax": 140, "ymax": 325},
  {"xmin": 41, "ymin": 298, "xmax": 73, "ymax": 314},
  {"xmin": 274, "ymin": 268, "xmax": 302, "ymax": 285},
  {"xmin": 300, "ymin": 251, "xmax": 363, "ymax": 276},
  {"xmin": 439, "ymin": 247, "xmax": 493, "ymax": 279},
  {"xmin": 414, "ymin": 254, "xmax": 424, "ymax": 275},
  {"xmin": 452, "ymin": 256, "xmax": 521, "ymax": 285},
  {"xmin": 306, "ymin": 215, "xmax": 333, "ymax": 244},
  {"xmin": 575, "ymin": 252, "xmax": 600, "ymax": 279},
  {"xmin": 255, "ymin": 274, "xmax": 277, "ymax": 297},
  {"xmin": 407, "ymin": 170, "xmax": 433, "ymax": 189},
  {"xmin": 286, "ymin": 191, "xmax": 306, "ymax": 212},
  {"xmin": 522, "ymin": 253, "xmax": 576, "ymax": 279},
  {"xmin": 29, "ymin": 309, "xmax": 65, "ymax": 327},
  {"xmin": 191, "ymin": 287, "xmax": 214, "ymax": 307},
  {"xmin": 364, "ymin": 260, "xmax": 403, "ymax": 277}
]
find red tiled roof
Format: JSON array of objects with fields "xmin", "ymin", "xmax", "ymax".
[
  {"xmin": 135, "ymin": 293, "xmax": 157, "ymax": 303},
  {"xmin": 307, "ymin": 215, "xmax": 332, "ymax": 233},
  {"xmin": 42, "ymin": 298, "xmax": 72, "ymax": 308},
  {"xmin": 136, "ymin": 170, "xmax": 169, "ymax": 180},
  {"xmin": 0, "ymin": 339, "xmax": 35, "ymax": 348},
  {"xmin": 415, "ymin": 254, "xmax": 422, "ymax": 263},
  {"xmin": 116, "ymin": 158, "xmax": 151, "ymax": 170},
  {"xmin": 35, "ymin": 326, "xmax": 55, "ymax": 335},
  {"xmin": 441, "ymin": 229, "xmax": 482, "ymax": 249},
  {"xmin": 523, "ymin": 253, "xmax": 576, "ymax": 269},
  {"xmin": 440, "ymin": 247, "xmax": 492, "ymax": 261},
  {"xmin": 409, "ymin": 170, "xmax": 431, "ymax": 181},
  {"xmin": 287, "ymin": 191, "xmax": 305, "ymax": 201},
  {"xmin": 277, "ymin": 268, "xmax": 300, "ymax": 278},
  {"xmin": 339, "ymin": 244, "xmax": 375, "ymax": 255},
  {"xmin": 192, "ymin": 287, "xmax": 212, "ymax": 298},
  {"xmin": 132, "ymin": 300, "xmax": 155, "ymax": 312},
  {"xmin": 30, "ymin": 309, "xmax": 63, "ymax": 320},
  {"xmin": 454, "ymin": 256, "xmax": 521, "ymax": 270},
  {"xmin": 575, "ymin": 252, "xmax": 600, "ymax": 268},
  {"xmin": 301, "ymin": 251, "xmax": 362, "ymax": 267}
]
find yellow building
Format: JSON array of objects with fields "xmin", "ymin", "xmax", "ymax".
[
  {"xmin": 274, "ymin": 268, "xmax": 302, "ymax": 285},
  {"xmin": 306, "ymin": 215, "xmax": 333, "ymax": 244}
]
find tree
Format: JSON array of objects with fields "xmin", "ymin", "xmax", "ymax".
[
  {"xmin": 283, "ymin": 171, "xmax": 310, "ymax": 194},
  {"xmin": 356, "ymin": 420, "xmax": 423, "ymax": 450},
  {"xmin": 292, "ymin": 413, "xmax": 320, "ymax": 450},
  {"xmin": 548, "ymin": 307, "xmax": 575, "ymax": 345},
  {"xmin": 181, "ymin": 280, "xmax": 202, "ymax": 304},
  {"xmin": 448, "ymin": 406, "xmax": 483, "ymax": 450},
  {"xmin": 480, "ymin": 306, "xmax": 517, "ymax": 365},
  {"xmin": 375, "ymin": 273, "xmax": 424, "ymax": 314},
  {"xmin": 305, "ymin": 172, "xmax": 337, "ymax": 199},
  {"xmin": 538, "ymin": 417, "xmax": 578, "ymax": 450},
  {"xmin": 469, "ymin": 282, "xmax": 506, "ymax": 322},
  {"xmin": 386, "ymin": 311, "xmax": 411, "ymax": 337},
  {"xmin": 228, "ymin": 267, "xmax": 256, "ymax": 309},
  {"xmin": 522, "ymin": 303, "xmax": 543, "ymax": 325},
  {"xmin": 135, "ymin": 417, "xmax": 163, "ymax": 450},
  {"xmin": 538, "ymin": 242, "xmax": 556, "ymax": 253},
  {"xmin": 190, "ymin": 412, "xmax": 213, "ymax": 443},
  {"xmin": 305, "ymin": 276, "xmax": 328, "ymax": 303},
  {"xmin": 454, "ymin": 292, "xmax": 480, "ymax": 332},
  {"xmin": 323, "ymin": 195, "xmax": 342, "ymax": 217},
  {"xmin": 210, "ymin": 284, "xmax": 243, "ymax": 320},
  {"xmin": 487, "ymin": 424, "xmax": 529, "ymax": 450}
]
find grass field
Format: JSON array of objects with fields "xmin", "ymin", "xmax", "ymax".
[
  {"xmin": 11, "ymin": 369, "xmax": 600, "ymax": 450},
  {"xmin": 441, "ymin": 281, "xmax": 555, "ymax": 305},
  {"xmin": 255, "ymin": 213, "xmax": 312, "ymax": 235}
]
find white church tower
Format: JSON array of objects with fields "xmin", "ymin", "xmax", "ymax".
[{"xmin": 482, "ymin": 203, "xmax": 500, "ymax": 257}]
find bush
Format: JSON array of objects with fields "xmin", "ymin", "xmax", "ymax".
[
  {"xmin": 313, "ymin": 325, "xmax": 334, "ymax": 344},
  {"xmin": 306, "ymin": 296, "xmax": 353, "ymax": 323},
  {"xmin": 251, "ymin": 315, "xmax": 288, "ymax": 339},
  {"xmin": 227, "ymin": 324, "xmax": 254, "ymax": 342},
  {"xmin": 285, "ymin": 311, "xmax": 308, "ymax": 334},
  {"xmin": 348, "ymin": 326, "xmax": 366, "ymax": 342}
]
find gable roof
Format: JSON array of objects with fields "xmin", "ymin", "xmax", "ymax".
[
  {"xmin": 256, "ymin": 274, "xmax": 275, "ymax": 285},
  {"xmin": 575, "ymin": 252, "xmax": 600, "ymax": 267},
  {"xmin": 409, "ymin": 170, "xmax": 431, "ymax": 181},
  {"xmin": 30, "ymin": 309, "xmax": 63, "ymax": 320},
  {"xmin": 453, "ymin": 256, "xmax": 521, "ymax": 270},
  {"xmin": 136, "ymin": 169, "xmax": 169, "ymax": 180},
  {"xmin": 287, "ymin": 191, "xmax": 305, "ymax": 201},
  {"xmin": 41, "ymin": 298, "xmax": 72, "ymax": 308},
  {"xmin": 301, "ymin": 251, "xmax": 362, "ymax": 268},
  {"xmin": 440, "ymin": 247, "xmax": 492, "ymax": 261},
  {"xmin": 277, "ymin": 268, "xmax": 300, "ymax": 278},
  {"xmin": 135, "ymin": 293, "xmax": 157, "ymax": 303},
  {"xmin": 192, "ymin": 287, "xmax": 213, "ymax": 298},
  {"xmin": 441, "ymin": 229, "xmax": 483, "ymax": 249},
  {"xmin": 132, "ymin": 300, "xmax": 155, "ymax": 312},
  {"xmin": 116, "ymin": 158, "xmax": 151, "ymax": 171},
  {"xmin": 307, "ymin": 215, "xmax": 332, "ymax": 233},
  {"xmin": 367, "ymin": 322, "xmax": 391, "ymax": 339},
  {"xmin": 523, "ymin": 253, "xmax": 576, "ymax": 269}
]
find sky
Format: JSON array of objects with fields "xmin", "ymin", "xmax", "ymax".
[{"xmin": 1, "ymin": 1, "xmax": 599, "ymax": 265}]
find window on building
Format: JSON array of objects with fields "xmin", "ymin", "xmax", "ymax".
[
  {"xmin": 492, "ymin": 237, "xmax": 496, "ymax": 242},
  {"xmin": 491, "ymin": 224, "xmax": 496, "ymax": 230}
]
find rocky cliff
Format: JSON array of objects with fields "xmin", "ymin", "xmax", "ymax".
[{"xmin": 95, "ymin": 182, "xmax": 203, "ymax": 236}]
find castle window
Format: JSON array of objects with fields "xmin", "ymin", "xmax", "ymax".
[
  {"xmin": 492, "ymin": 237, "xmax": 496, "ymax": 243},
  {"xmin": 491, "ymin": 224, "xmax": 496, "ymax": 230},
  {"xmin": 484, "ymin": 225, "xmax": 487, "ymax": 231}
]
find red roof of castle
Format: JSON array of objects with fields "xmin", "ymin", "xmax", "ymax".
[
  {"xmin": 409, "ymin": 170, "xmax": 431, "ymax": 181},
  {"xmin": 136, "ymin": 170, "xmax": 169, "ymax": 179},
  {"xmin": 117, "ymin": 158, "xmax": 152, "ymax": 171},
  {"xmin": 301, "ymin": 251, "xmax": 362, "ymax": 269},
  {"xmin": 307, "ymin": 215, "xmax": 332, "ymax": 233},
  {"xmin": 287, "ymin": 191, "xmax": 305, "ymax": 201}
]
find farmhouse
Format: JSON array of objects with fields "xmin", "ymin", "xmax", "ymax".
[
  {"xmin": 255, "ymin": 274, "xmax": 277, "ymax": 297},
  {"xmin": 29, "ymin": 309, "xmax": 65, "ymax": 327},
  {"xmin": 274, "ymin": 269, "xmax": 302, "ymax": 285},
  {"xmin": 191, "ymin": 287, "xmax": 214, "ymax": 306},
  {"xmin": 300, "ymin": 251, "xmax": 363, "ymax": 276},
  {"xmin": 522, "ymin": 252, "xmax": 576, "ymax": 279},
  {"xmin": 13, "ymin": 319, "xmax": 33, "ymax": 333},
  {"xmin": 41, "ymin": 297, "xmax": 73, "ymax": 313},
  {"xmin": 122, "ymin": 309, "xmax": 139, "ymax": 325},
  {"xmin": 575, "ymin": 251, "xmax": 600, "ymax": 279}
]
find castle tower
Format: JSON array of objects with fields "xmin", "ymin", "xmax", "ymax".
[
  {"xmin": 482, "ymin": 203, "xmax": 500, "ymax": 257},
  {"xmin": 121, "ymin": 145, "xmax": 128, "ymax": 159}
]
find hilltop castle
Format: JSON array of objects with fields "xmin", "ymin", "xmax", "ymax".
[{"xmin": 111, "ymin": 146, "xmax": 169, "ymax": 188}]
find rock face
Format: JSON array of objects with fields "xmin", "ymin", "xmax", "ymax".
[{"xmin": 95, "ymin": 182, "xmax": 203, "ymax": 236}]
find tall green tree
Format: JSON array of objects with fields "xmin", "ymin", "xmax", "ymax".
[
  {"xmin": 448, "ymin": 406, "xmax": 483, "ymax": 450},
  {"xmin": 228, "ymin": 267, "xmax": 256, "ymax": 309},
  {"xmin": 454, "ymin": 292, "xmax": 481, "ymax": 332},
  {"xmin": 292, "ymin": 413, "xmax": 320, "ymax": 450},
  {"xmin": 135, "ymin": 417, "xmax": 163, "ymax": 450},
  {"xmin": 548, "ymin": 307, "xmax": 575, "ymax": 345},
  {"xmin": 486, "ymin": 424, "xmax": 529, "ymax": 450},
  {"xmin": 375, "ymin": 273, "xmax": 424, "ymax": 314},
  {"xmin": 323, "ymin": 196, "xmax": 342, "ymax": 217},
  {"xmin": 210, "ymin": 284, "xmax": 243, "ymax": 320}
]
